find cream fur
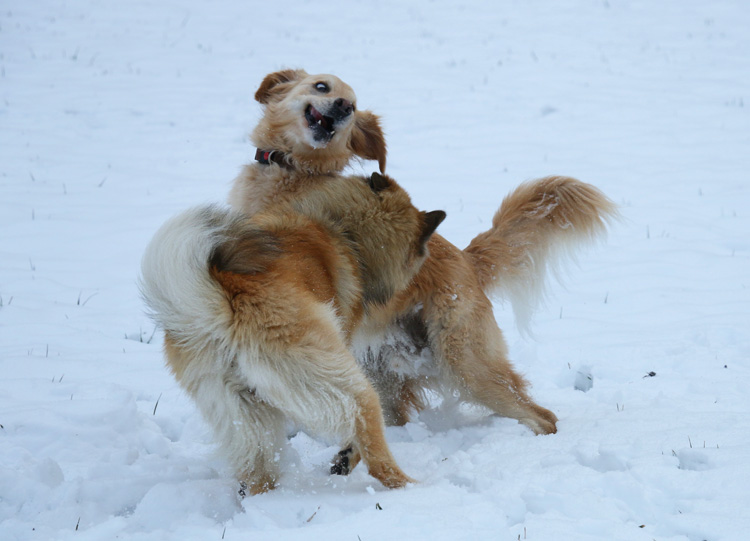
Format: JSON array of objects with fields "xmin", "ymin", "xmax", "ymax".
[{"xmin": 141, "ymin": 172, "xmax": 444, "ymax": 493}]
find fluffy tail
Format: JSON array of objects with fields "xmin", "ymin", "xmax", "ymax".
[
  {"xmin": 463, "ymin": 176, "xmax": 619, "ymax": 332},
  {"xmin": 139, "ymin": 205, "xmax": 272, "ymax": 350}
]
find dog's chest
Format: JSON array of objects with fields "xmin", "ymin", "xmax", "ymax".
[{"xmin": 353, "ymin": 310, "xmax": 436, "ymax": 379}]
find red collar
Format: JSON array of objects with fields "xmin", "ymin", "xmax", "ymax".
[{"xmin": 255, "ymin": 148, "xmax": 289, "ymax": 167}]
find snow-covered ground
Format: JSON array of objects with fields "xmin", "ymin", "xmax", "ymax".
[{"xmin": 2, "ymin": 1, "xmax": 749, "ymax": 539}]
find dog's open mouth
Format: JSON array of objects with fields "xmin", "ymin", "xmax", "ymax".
[{"xmin": 305, "ymin": 105, "xmax": 336, "ymax": 143}]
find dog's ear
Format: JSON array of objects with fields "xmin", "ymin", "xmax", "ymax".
[
  {"xmin": 418, "ymin": 210, "xmax": 446, "ymax": 251},
  {"xmin": 368, "ymin": 172, "xmax": 391, "ymax": 193},
  {"xmin": 254, "ymin": 69, "xmax": 307, "ymax": 104},
  {"xmin": 349, "ymin": 110, "xmax": 387, "ymax": 174}
]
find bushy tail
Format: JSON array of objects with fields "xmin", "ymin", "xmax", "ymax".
[
  {"xmin": 139, "ymin": 205, "xmax": 245, "ymax": 350},
  {"xmin": 463, "ymin": 176, "xmax": 619, "ymax": 333}
]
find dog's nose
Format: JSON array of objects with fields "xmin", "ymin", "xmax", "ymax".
[{"xmin": 333, "ymin": 98, "xmax": 354, "ymax": 118}]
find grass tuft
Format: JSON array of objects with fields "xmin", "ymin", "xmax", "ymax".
[{"xmin": 153, "ymin": 393, "xmax": 162, "ymax": 416}]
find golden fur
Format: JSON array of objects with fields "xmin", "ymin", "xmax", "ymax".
[
  {"xmin": 229, "ymin": 69, "xmax": 386, "ymax": 216},
  {"xmin": 228, "ymin": 70, "xmax": 619, "ymax": 476},
  {"xmin": 140, "ymin": 172, "xmax": 445, "ymax": 493}
]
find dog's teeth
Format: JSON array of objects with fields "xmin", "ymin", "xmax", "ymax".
[{"xmin": 317, "ymin": 119, "xmax": 323, "ymax": 125}]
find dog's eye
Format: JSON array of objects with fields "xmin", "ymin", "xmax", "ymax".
[{"xmin": 314, "ymin": 82, "xmax": 330, "ymax": 93}]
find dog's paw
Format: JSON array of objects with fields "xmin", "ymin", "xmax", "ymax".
[
  {"xmin": 371, "ymin": 467, "xmax": 417, "ymax": 489},
  {"xmin": 330, "ymin": 447, "xmax": 355, "ymax": 475},
  {"xmin": 238, "ymin": 474, "xmax": 277, "ymax": 497},
  {"xmin": 520, "ymin": 411, "xmax": 558, "ymax": 435}
]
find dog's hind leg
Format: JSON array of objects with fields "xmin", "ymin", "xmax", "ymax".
[
  {"xmin": 455, "ymin": 346, "xmax": 559, "ymax": 436},
  {"xmin": 330, "ymin": 376, "xmax": 421, "ymax": 477},
  {"xmin": 351, "ymin": 383, "xmax": 416, "ymax": 488},
  {"xmin": 296, "ymin": 368, "xmax": 412, "ymax": 488},
  {"xmin": 244, "ymin": 303, "xmax": 414, "ymax": 489},
  {"xmin": 425, "ymin": 292, "xmax": 558, "ymax": 435},
  {"xmin": 164, "ymin": 337, "xmax": 286, "ymax": 495},
  {"xmin": 224, "ymin": 392, "xmax": 287, "ymax": 495}
]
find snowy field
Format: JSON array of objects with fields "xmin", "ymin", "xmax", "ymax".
[{"xmin": 2, "ymin": 1, "xmax": 749, "ymax": 539}]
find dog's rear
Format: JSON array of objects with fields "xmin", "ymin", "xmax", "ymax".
[
  {"xmin": 139, "ymin": 206, "xmax": 257, "ymax": 349},
  {"xmin": 464, "ymin": 176, "xmax": 619, "ymax": 332},
  {"xmin": 141, "ymin": 174, "xmax": 446, "ymax": 494}
]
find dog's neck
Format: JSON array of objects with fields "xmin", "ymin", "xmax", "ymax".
[
  {"xmin": 255, "ymin": 148, "xmax": 291, "ymax": 169},
  {"xmin": 253, "ymin": 147, "xmax": 352, "ymax": 176},
  {"xmin": 231, "ymin": 150, "xmax": 350, "ymax": 216}
]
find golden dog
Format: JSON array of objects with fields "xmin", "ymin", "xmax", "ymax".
[
  {"xmin": 140, "ymin": 172, "xmax": 445, "ymax": 493},
  {"xmin": 228, "ymin": 69, "xmax": 618, "ymax": 475},
  {"xmin": 229, "ymin": 69, "xmax": 387, "ymax": 216}
]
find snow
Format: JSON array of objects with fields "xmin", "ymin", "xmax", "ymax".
[{"xmin": 1, "ymin": 0, "xmax": 749, "ymax": 540}]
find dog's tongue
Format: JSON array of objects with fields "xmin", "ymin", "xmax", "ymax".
[
  {"xmin": 310, "ymin": 106, "xmax": 325, "ymax": 122},
  {"xmin": 309, "ymin": 105, "xmax": 332, "ymax": 130}
]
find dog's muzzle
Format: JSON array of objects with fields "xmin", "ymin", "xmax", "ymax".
[{"xmin": 305, "ymin": 99, "xmax": 354, "ymax": 143}]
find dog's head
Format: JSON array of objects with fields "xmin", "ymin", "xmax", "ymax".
[
  {"xmin": 289, "ymin": 171, "xmax": 446, "ymax": 308},
  {"xmin": 252, "ymin": 69, "xmax": 387, "ymax": 174},
  {"xmin": 352, "ymin": 172, "xmax": 446, "ymax": 306}
]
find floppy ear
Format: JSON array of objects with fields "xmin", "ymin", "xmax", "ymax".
[
  {"xmin": 254, "ymin": 69, "xmax": 307, "ymax": 104},
  {"xmin": 418, "ymin": 210, "xmax": 447, "ymax": 250},
  {"xmin": 349, "ymin": 110, "xmax": 387, "ymax": 173}
]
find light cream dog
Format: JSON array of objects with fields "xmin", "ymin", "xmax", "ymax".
[{"xmin": 141, "ymin": 172, "xmax": 445, "ymax": 493}]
